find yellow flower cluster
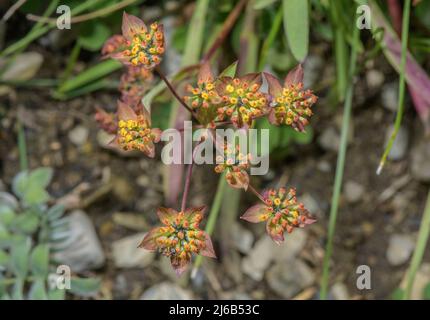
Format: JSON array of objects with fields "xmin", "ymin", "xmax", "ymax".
[
  {"xmin": 272, "ymin": 83, "xmax": 317, "ymax": 130},
  {"xmin": 117, "ymin": 116, "xmax": 154, "ymax": 151},
  {"xmin": 123, "ymin": 22, "xmax": 164, "ymax": 67},
  {"xmin": 217, "ymin": 78, "xmax": 267, "ymax": 127}
]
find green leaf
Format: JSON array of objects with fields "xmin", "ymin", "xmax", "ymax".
[
  {"xmin": 58, "ymin": 59, "xmax": 121, "ymax": 94},
  {"xmin": 219, "ymin": 61, "xmax": 238, "ymax": 78},
  {"xmin": 48, "ymin": 288, "xmax": 66, "ymax": 300},
  {"xmin": 28, "ymin": 279, "xmax": 48, "ymax": 300},
  {"xmin": 11, "ymin": 238, "xmax": 31, "ymax": 278},
  {"xmin": 0, "ymin": 205, "xmax": 16, "ymax": 226},
  {"xmin": 69, "ymin": 277, "xmax": 101, "ymax": 296},
  {"xmin": 423, "ymin": 282, "xmax": 430, "ymax": 300},
  {"xmin": 0, "ymin": 192, "xmax": 18, "ymax": 209},
  {"xmin": 291, "ymin": 126, "xmax": 313, "ymax": 145},
  {"xmin": 171, "ymin": 25, "xmax": 188, "ymax": 53},
  {"xmin": 0, "ymin": 225, "xmax": 12, "ymax": 247},
  {"xmin": 282, "ymin": 0, "xmax": 309, "ymax": 61},
  {"xmin": 13, "ymin": 211, "xmax": 40, "ymax": 234},
  {"xmin": 23, "ymin": 187, "xmax": 50, "ymax": 206},
  {"xmin": 78, "ymin": 22, "xmax": 111, "ymax": 52},
  {"xmin": 47, "ymin": 204, "xmax": 65, "ymax": 222},
  {"xmin": 28, "ymin": 167, "xmax": 53, "ymax": 189},
  {"xmin": 0, "ymin": 250, "xmax": 9, "ymax": 270},
  {"xmin": 12, "ymin": 171, "xmax": 29, "ymax": 197},
  {"xmin": 11, "ymin": 278, "xmax": 24, "ymax": 300},
  {"xmin": 30, "ymin": 244, "xmax": 49, "ymax": 278},
  {"xmin": 254, "ymin": 0, "xmax": 279, "ymax": 9},
  {"xmin": 12, "ymin": 168, "xmax": 52, "ymax": 205},
  {"xmin": 391, "ymin": 287, "xmax": 405, "ymax": 300}
]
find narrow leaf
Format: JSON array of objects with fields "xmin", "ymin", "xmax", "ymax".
[{"xmin": 282, "ymin": 0, "xmax": 309, "ymax": 61}]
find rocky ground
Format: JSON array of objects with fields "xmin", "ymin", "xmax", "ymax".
[{"xmin": 1, "ymin": 34, "xmax": 430, "ymax": 300}]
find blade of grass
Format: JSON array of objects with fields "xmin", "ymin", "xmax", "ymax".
[
  {"xmin": 191, "ymin": 173, "xmax": 227, "ymax": 278},
  {"xmin": 1, "ymin": 0, "xmax": 105, "ymax": 57},
  {"xmin": 329, "ymin": 0, "xmax": 348, "ymax": 102},
  {"xmin": 320, "ymin": 23, "xmax": 360, "ymax": 300},
  {"xmin": 57, "ymin": 59, "xmax": 121, "ymax": 94},
  {"xmin": 27, "ymin": 0, "xmax": 139, "ymax": 25},
  {"xmin": 258, "ymin": 5, "xmax": 283, "ymax": 71},
  {"xmin": 0, "ymin": 0, "xmax": 59, "ymax": 58},
  {"xmin": 376, "ymin": 0, "xmax": 411, "ymax": 175},
  {"xmin": 403, "ymin": 189, "xmax": 430, "ymax": 299},
  {"xmin": 60, "ymin": 41, "xmax": 81, "ymax": 84}
]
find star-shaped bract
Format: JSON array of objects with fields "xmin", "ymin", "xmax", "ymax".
[{"xmin": 139, "ymin": 207, "xmax": 216, "ymax": 275}]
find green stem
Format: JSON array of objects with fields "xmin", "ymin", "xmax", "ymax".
[
  {"xmin": 191, "ymin": 173, "xmax": 226, "ymax": 278},
  {"xmin": 320, "ymin": 24, "xmax": 360, "ymax": 299},
  {"xmin": 258, "ymin": 5, "xmax": 283, "ymax": 71},
  {"xmin": 17, "ymin": 120, "xmax": 28, "ymax": 171},
  {"xmin": 329, "ymin": 0, "xmax": 348, "ymax": 102},
  {"xmin": 376, "ymin": 0, "xmax": 410, "ymax": 175},
  {"xmin": 403, "ymin": 189, "xmax": 430, "ymax": 299},
  {"xmin": 60, "ymin": 41, "xmax": 81, "ymax": 84}
]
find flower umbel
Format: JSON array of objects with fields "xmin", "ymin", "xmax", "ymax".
[
  {"xmin": 214, "ymin": 141, "xmax": 251, "ymax": 190},
  {"xmin": 139, "ymin": 207, "xmax": 216, "ymax": 275},
  {"xmin": 217, "ymin": 73, "xmax": 267, "ymax": 128},
  {"xmin": 184, "ymin": 62, "xmax": 221, "ymax": 126},
  {"xmin": 110, "ymin": 12, "xmax": 164, "ymax": 68},
  {"xmin": 265, "ymin": 64, "xmax": 317, "ymax": 132},
  {"xmin": 114, "ymin": 100, "xmax": 161, "ymax": 157},
  {"xmin": 241, "ymin": 187, "xmax": 316, "ymax": 244}
]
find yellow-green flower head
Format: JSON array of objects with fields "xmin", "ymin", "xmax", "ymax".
[
  {"xmin": 139, "ymin": 207, "xmax": 216, "ymax": 275},
  {"xmin": 108, "ymin": 13, "xmax": 165, "ymax": 69},
  {"xmin": 264, "ymin": 64, "xmax": 317, "ymax": 132},
  {"xmin": 241, "ymin": 187, "xmax": 316, "ymax": 244},
  {"xmin": 113, "ymin": 100, "xmax": 161, "ymax": 157},
  {"xmin": 216, "ymin": 73, "xmax": 268, "ymax": 128}
]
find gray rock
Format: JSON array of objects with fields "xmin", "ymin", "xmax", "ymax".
[
  {"xmin": 112, "ymin": 232, "xmax": 155, "ymax": 268},
  {"xmin": 381, "ymin": 82, "xmax": 398, "ymax": 112},
  {"xmin": 53, "ymin": 210, "xmax": 105, "ymax": 272},
  {"xmin": 386, "ymin": 234, "xmax": 415, "ymax": 266},
  {"xmin": 242, "ymin": 237, "xmax": 273, "ymax": 281},
  {"xmin": 141, "ymin": 282, "xmax": 193, "ymax": 300},
  {"xmin": 242, "ymin": 230, "xmax": 307, "ymax": 280},
  {"xmin": 330, "ymin": 282, "xmax": 350, "ymax": 300},
  {"xmin": 344, "ymin": 181, "xmax": 365, "ymax": 204},
  {"xmin": 317, "ymin": 160, "xmax": 331, "ymax": 173},
  {"xmin": 318, "ymin": 127, "xmax": 340, "ymax": 152},
  {"xmin": 366, "ymin": 70, "xmax": 384, "ymax": 89},
  {"xmin": 266, "ymin": 260, "xmax": 315, "ymax": 298},
  {"xmin": 231, "ymin": 222, "xmax": 254, "ymax": 254},
  {"xmin": 68, "ymin": 125, "xmax": 89, "ymax": 147},
  {"xmin": 385, "ymin": 125, "xmax": 408, "ymax": 160},
  {"xmin": 1, "ymin": 52, "xmax": 43, "ymax": 81},
  {"xmin": 411, "ymin": 140, "xmax": 430, "ymax": 182}
]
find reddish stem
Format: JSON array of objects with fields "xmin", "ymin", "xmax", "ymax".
[
  {"xmin": 387, "ymin": 0, "xmax": 402, "ymax": 37},
  {"xmin": 180, "ymin": 141, "xmax": 202, "ymax": 212},
  {"xmin": 247, "ymin": 184, "xmax": 266, "ymax": 204},
  {"xmin": 155, "ymin": 66, "xmax": 195, "ymax": 116},
  {"xmin": 201, "ymin": 0, "xmax": 248, "ymax": 63}
]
